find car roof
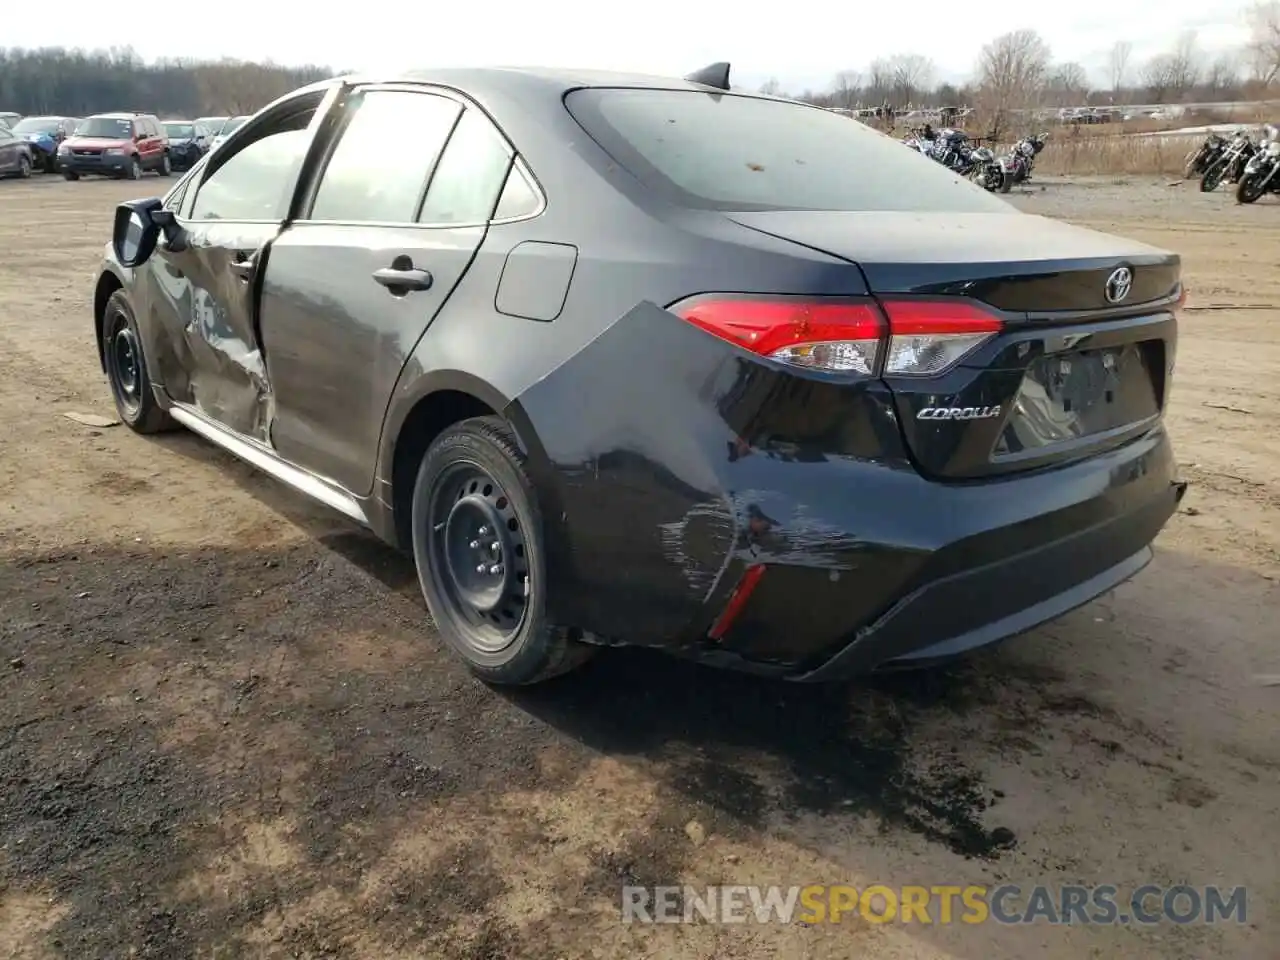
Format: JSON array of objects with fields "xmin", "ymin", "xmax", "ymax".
[{"xmin": 312, "ymin": 65, "xmax": 739, "ymax": 99}]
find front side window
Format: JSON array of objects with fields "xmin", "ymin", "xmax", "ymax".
[
  {"xmin": 565, "ymin": 88, "xmax": 1012, "ymax": 213},
  {"xmin": 417, "ymin": 107, "xmax": 512, "ymax": 225},
  {"xmin": 307, "ymin": 90, "xmax": 460, "ymax": 223},
  {"xmin": 189, "ymin": 99, "xmax": 319, "ymax": 222}
]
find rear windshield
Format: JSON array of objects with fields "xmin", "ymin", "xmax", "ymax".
[
  {"xmin": 565, "ymin": 88, "xmax": 1011, "ymax": 213},
  {"xmin": 222, "ymin": 116, "xmax": 248, "ymax": 134},
  {"xmin": 164, "ymin": 122, "xmax": 193, "ymax": 138}
]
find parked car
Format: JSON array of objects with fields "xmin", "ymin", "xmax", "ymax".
[
  {"xmin": 196, "ymin": 115, "xmax": 229, "ymax": 134},
  {"xmin": 209, "ymin": 115, "xmax": 249, "ymax": 150},
  {"xmin": 61, "ymin": 113, "xmax": 171, "ymax": 180},
  {"xmin": 93, "ymin": 65, "xmax": 1188, "ymax": 686},
  {"xmin": 162, "ymin": 119, "xmax": 213, "ymax": 170},
  {"xmin": 0, "ymin": 123, "xmax": 34, "ymax": 178},
  {"xmin": 10, "ymin": 115, "xmax": 78, "ymax": 172}
]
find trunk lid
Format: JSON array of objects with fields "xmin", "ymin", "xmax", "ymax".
[{"xmin": 729, "ymin": 211, "xmax": 1181, "ymax": 480}]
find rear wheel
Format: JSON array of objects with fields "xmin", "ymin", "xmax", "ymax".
[
  {"xmin": 101, "ymin": 290, "xmax": 177, "ymax": 434},
  {"xmin": 410, "ymin": 416, "xmax": 593, "ymax": 685}
]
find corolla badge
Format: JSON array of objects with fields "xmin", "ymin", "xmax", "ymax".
[
  {"xmin": 917, "ymin": 405, "xmax": 1002, "ymax": 421},
  {"xmin": 1105, "ymin": 267, "xmax": 1133, "ymax": 304}
]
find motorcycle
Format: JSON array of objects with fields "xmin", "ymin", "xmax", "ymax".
[
  {"xmin": 1200, "ymin": 133, "xmax": 1255, "ymax": 192},
  {"xmin": 999, "ymin": 133, "xmax": 1048, "ymax": 187},
  {"xmin": 967, "ymin": 146, "xmax": 1008, "ymax": 192},
  {"xmin": 1184, "ymin": 133, "xmax": 1226, "ymax": 179},
  {"xmin": 1235, "ymin": 138, "xmax": 1280, "ymax": 204},
  {"xmin": 929, "ymin": 128, "xmax": 978, "ymax": 174}
]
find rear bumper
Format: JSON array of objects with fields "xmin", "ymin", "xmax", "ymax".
[
  {"xmin": 794, "ymin": 475, "xmax": 1183, "ymax": 680},
  {"xmin": 683, "ymin": 427, "xmax": 1183, "ymax": 680}
]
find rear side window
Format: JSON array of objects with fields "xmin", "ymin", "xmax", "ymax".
[
  {"xmin": 417, "ymin": 108, "xmax": 512, "ymax": 225},
  {"xmin": 565, "ymin": 89, "xmax": 1011, "ymax": 214},
  {"xmin": 308, "ymin": 90, "xmax": 461, "ymax": 223}
]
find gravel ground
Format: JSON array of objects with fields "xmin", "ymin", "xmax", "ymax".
[{"xmin": 0, "ymin": 173, "xmax": 1277, "ymax": 959}]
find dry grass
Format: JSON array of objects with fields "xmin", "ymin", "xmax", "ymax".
[{"xmin": 1036, "ymin": 135, "xmax": 1197, "ymax": 176}]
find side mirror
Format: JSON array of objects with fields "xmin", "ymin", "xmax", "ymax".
[
  {"xmin": 151, "ymin": 208, "xmax": 189, "ymax": 253},
  {"xmin": 112, "ymin": 198, "xmax": 164, "ymax": 267}
]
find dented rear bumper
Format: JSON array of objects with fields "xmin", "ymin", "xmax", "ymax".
[{"xmin": 510, "ymin": 302, "xmax": 1184, "ymax": 679}]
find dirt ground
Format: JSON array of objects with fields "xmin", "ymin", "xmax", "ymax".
[{"xmin": 1, "ymin": 173, "xmax": 1276, "ymax": 960}]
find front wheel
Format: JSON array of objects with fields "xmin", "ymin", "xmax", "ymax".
[
  {"xmin": 63, "ymin": 169, "xmax": 79, "ymax": 181},
  {"xmin": 1236, "ymin": 173, "xmax": 1265, "ymax": 204},
  {"xmin": 17, "ymin": 155, "xmax": 31, "ymax": 179},
  {"xmin": 100, "ymin": 290, "xmax": 178, "ymax": 434},
  {"xmin": 1200, "ymin": 164, "xmax": 1224, "ymax": 193},
  {"xmin": 157, "ymin": 152, "xmax": 171, "ymax": 177},
  {"xmin": 410, "ymin": 416, "xmax": 593, "ymax": 685},
  {"xmin": 125, "ymin": 157, "xmax": 141, "ymax": 180}
]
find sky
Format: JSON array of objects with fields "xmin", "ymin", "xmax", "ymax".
[{"xmin": 8, "ymin": 0, "xmax": 1259, "ymax": 93}]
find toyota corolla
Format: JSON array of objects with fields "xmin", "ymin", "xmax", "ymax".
[{"xmin": 92, "ymin": 64, "xmax": 1187, "ymax": 685}]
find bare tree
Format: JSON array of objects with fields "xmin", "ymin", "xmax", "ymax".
[
  {"xmin": 1247, "ymin": 0, "xmax": 1280, "ymax": 86},
  {"xmin": 976, "ymin": 29, "xmax": 1052, "ymax": 138},
  {"xmin": 1205, "ymin": 53, "xmax": 1242, "ymax": 96},
  {"xmin": 1046, "ymin": 62, "xmax": 1090, "ymax": 105},
  {"xmin": 1108, "ymin": 41, "xmax": 1133, "ymax": 96},
  {"xmin": 1142, "ymin": 54, "xmax": 1179, "ymax": 103},
  {"xmin": 888, "ymin": 54, "xmax": 935, "ymax": 107},
  {"xmin": 1168, "ymin": 30, "xmax": 1202, "ymax": 95},
  {"xmin": 831, "ymin": 70, "xmax": 861, "ymax": 110},
  {"xmin": 866, "ymin": 59, "xmax": 893, "ymax": 104},
  {"xmin": 758, "ymin": 77, "xmax": 782, "ymax": 96}
]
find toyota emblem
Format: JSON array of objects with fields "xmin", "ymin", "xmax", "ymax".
[{"xmin": 1105, "ymin": 267, "xmax": 1133, "ymax": 304}]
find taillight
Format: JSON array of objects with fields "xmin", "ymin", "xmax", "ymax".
[
  {"xmin": 671, "ymin": 295, "xmax": 885, "ymax": 375},
  {"xmin": 670, "ymin": 294, "xmax": 1004, "ymax": 377},
  {"xmin": 879, "ymin": 299, "xmax": 1003, "ymax": 376}
]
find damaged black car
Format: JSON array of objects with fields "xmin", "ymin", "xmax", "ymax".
[{"xmin": 93, "ymin": 65, "xmax": 1187, "ymax": 685}]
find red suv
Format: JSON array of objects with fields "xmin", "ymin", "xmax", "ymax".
[{"xmin": 60, "ymin": 113, "xmax": 171, "ymax": 180}]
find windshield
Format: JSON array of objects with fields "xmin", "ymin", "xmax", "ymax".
[
  {"xmin": 197, "ymin": 116, "xmax": 226, "ymax": 132},
  {"xmin": 220, "ymin": 116, "xmax": 249, "ymax": 135},
  {"xmin": 12, "ymin": 117, "xmax": 60, "ymax": 135},
  {"xmin": 565, "ymin": 89, "xmax": 1010, "ymax": 213},
  {"xmin": 76, "ymin": 116, "xmax": 133, "ymax": 139},
  {"xmin": 164, "ymin": 122, "xmax": 194, "ymax": 138}
]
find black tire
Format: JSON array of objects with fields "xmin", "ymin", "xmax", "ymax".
[
  {"xmin": 17, "ymin": 154, "xmax": 31, "ymax": 179},
  {"xmin": 100, "ymin": 290, "xmax": 178, "ymax": 434},
  {"xmin": 125, "ymin": 157, "xmax": 141, "ymax": 180},
  {"xmin": 999, "ymin": 170, "xmax": 1013, "ymax": 194},
  {"xmin": 1200, "ymin": 165, "xmax": 1223, "ymax": 193},
  {"xmin": 1236, "ymin": 174, "xmax": 1265, "ymax": 204},
  {"xmin": 157, "ymin": 152, "xmax": 171, "ymax": 177},
  {"xmin": 63, "ymin": 169, "xmax": 79, "ymax": 181},
  {"xmin": 410, "ymin": 415, "xmax": 593, "ymax": 685}
]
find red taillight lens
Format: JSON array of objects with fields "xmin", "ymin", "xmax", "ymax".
[
  {"xmin": 670, "ymin": 295, "xmax": 1004, "ymax": 376},
  {"xmin": 879, "ymin": 299, "xmax": 1003, "ymax": 376},
  {"xmin": 671, "ymin": 296, "xmax": 886, "ymax": 375}
]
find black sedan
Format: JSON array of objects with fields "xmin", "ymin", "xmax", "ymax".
[
  {"xmin": 161, "ymin": 119, "xmax": 214, "ymax": 170},
  {"xmin": 92, "ymin": 64, "xmax": 1187, "ymax": 685}
]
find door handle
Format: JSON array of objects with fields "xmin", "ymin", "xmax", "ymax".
[
  {"xmin": 372, "ymin": 266, "xmax": 433, "ymax": 292},
  {"xmin": 229, "ymin": 257, "xmax": 255, "ymax": 281}
]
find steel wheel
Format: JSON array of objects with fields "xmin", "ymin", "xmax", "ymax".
[
  {"xmin": 105, "ymin": 309, "xmax": 143, "ymax": 418},
  {"xmin": 427, "ymin": 460, "xmax": 530, "ymax": 654}
]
